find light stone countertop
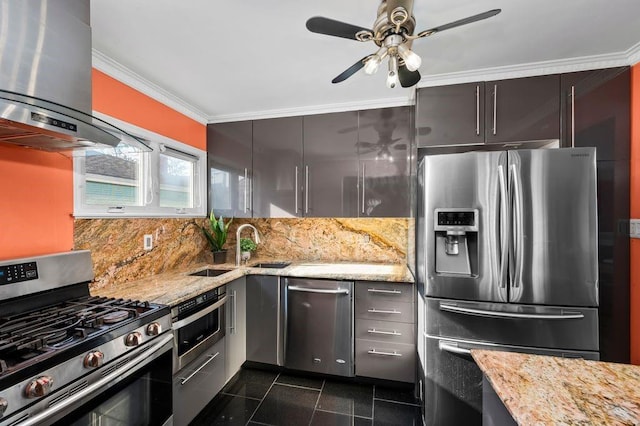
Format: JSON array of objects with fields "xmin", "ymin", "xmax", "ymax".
[
  {"xmin": 91, "ymin": 260, "xmax": 414, "ymax": 307},
  {"xmin": 472, "ymin": 349, "xmax": 640, "ymax": 425}
]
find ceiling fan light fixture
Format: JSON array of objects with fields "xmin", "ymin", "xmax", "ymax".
[
  {"xmin": 364, "ymin": 46, "xmax": 388, "ymax": 75},
  {"xmin": 386, "ymin": 55, "xmax": 400, "ymax": 89},
  {"xmin": 397, "ymin": 44, "xmax": 422, "ymax": 72}
]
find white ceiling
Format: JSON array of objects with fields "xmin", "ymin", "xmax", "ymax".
[{"xmin": 90, "ymin": 0, "xmax": 640, "ymax": 124}]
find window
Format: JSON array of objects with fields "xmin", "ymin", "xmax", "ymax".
[{"xmin": 74, "ymin": 114, "xmax": 206, "ymax": 217}]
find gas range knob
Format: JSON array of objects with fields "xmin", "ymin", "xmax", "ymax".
[
  {"xmin": 0, "ymin": 397, "xmax": 7, "ymax": 417},
  {"xmin": 146, "ymin": 322, "xmax": 162, "ymax": 336},
  {"xmin": 25, "ymin": 376, "xmax": 54, "ymax": 398},
  {"xmin": 83, "ymin": 351, "xmax": 104, "ymax": 368},
  {"xmin": 125, "ymin": 331, "xmax": 143, "ymax": 347}
]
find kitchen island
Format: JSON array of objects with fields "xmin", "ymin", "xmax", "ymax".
[{"xmin": 472, "ymin": 349, "xmax": 640, "ymax": 425}]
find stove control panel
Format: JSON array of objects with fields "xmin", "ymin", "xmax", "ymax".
[{"xmin": 0, "ymin": 261, "xmax": 38, "ymax": 285}]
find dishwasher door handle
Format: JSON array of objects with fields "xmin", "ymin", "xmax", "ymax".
[{"xmin": 287, "ymin": 286, "xmax": 350, "ymax": 295}]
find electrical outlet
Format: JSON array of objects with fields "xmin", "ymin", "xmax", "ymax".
[
  {"xmin": 631, "ymin": 219, "xmax": 640, "ymax": 239},
  {"xmin": 143, "ymin": 234, "xmax": 153, "ymax": 250}
]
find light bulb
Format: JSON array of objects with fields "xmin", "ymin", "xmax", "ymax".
[
  {"xmin": 386, "ymin": 55, "xmax": 399, "ymax": 89},
  {"xmin": 397, "ymin": 44, "xmax": 422, "ymax": 72},
  {"xmin": 364, "ymin": 55, "xmax": 381, "ymax": 75}
]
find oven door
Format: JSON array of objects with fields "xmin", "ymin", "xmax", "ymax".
[
  {"xmin": 12, "ymin": 334, "xmax": 173, "ymax": 426},
  {"xmin": 173, "ymin": 295, "xmax": 227, "ymax": 372}
]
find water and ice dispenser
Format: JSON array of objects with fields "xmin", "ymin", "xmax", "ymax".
[{"xmin": 434, "ymin": 209, "xmax": 479, "ymax": 276}]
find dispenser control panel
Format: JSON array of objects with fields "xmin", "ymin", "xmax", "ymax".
[{"xmin": 434, "ymin": 209, "xmax": 479, "ymax": 232}]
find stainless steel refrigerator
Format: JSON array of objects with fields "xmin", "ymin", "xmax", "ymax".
[{"xmin": 416, "ymin": 147, "xmax": 599, "ymax": 425}]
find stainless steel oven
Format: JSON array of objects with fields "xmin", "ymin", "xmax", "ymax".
[{"xmin": 172, "ymin": 285, "xmax": 227, "ymax": 372}]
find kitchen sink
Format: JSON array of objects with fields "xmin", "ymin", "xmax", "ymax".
[
  {"xmin": 189, "ymin": 269, "xmax": 233, "ymax": 277},
  {"xmin": 252, "ymin": 262, "xmax": 291, "ymax": 269}
]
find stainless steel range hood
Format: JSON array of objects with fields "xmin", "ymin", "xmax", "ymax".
[{"xmin": 0, "ymin": 0, "xmax": 150, "ymax": 152}]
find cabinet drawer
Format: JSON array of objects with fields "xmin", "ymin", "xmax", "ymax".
[
  {"xmin": 355, "ymin": 319, "xmax": 415, "ymax": 345},
  {"xmin": 356, "ymin": 339, "xmax": 416, "ymax": 383},
  {"xmin": 356, "ymin": 281, "xmax": 414, "ymax": 304},
  {"xmin": 356, "ymin": 300, "xmax": 414, "ymax": 323},
  {"xmin": 173, "ymin": 338, "xmax": 226, "ymax": 426}
]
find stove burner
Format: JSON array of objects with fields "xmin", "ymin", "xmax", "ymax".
[
  {"xmin": 102, "ymin": 310, "xmax": 130, "ymax": 324},
  {"xmin": 44, "ymin": 330, "xmax": 68, "ymax": 345}
]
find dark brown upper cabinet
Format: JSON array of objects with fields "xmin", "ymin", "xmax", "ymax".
[
  {"xmin": 207, "ymin": 121, "xmax": 253, "ymax": 218},
  {"xmin": 485, "ymin": 75, "xmax": 560, "ymax": 144},
  {"xmin": 560, "ymin": 67, "xmax": 630, "ymax": 161},
  {"xmin": 417, "ymin": 75, "xmax": 560, "ymax": 147},
  {"xmin": 252, "ymin": 117, "xmax": 303, "ymax": 217},
  {"xmin": 416, "ymin": 82, "xmax": 485, "ymax": 147},
  {"xmin": 357, "ymin": 107, "xmax": 411, "ymax": 217}
]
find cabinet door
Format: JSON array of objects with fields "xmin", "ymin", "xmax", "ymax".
[
  {"xmin": 485, "ymin": 75, "xmax": 560, "ymax": 144},
  {"xmin": 416, "ymin": 82, "xmax": 485, "ymax": 147},
  {"xmin": 252, "ymin": 117, "xmax": 303, "ymax": 217},
  {"xmin": 560, "ymin": 67, "xmax": 630, "ymax": 160},
  {"xmin": 207, "ymin": 121, "xmax": 253, "ymax": 218},
  {"xmin": 245, "ymin": 275, "xmax": 283, "ymax": 365},
  {"xmin": 225, "ymin": 277, "xmax": 246, "ymax": 382},
  {"xmin": 358, "ymin": 107, "xmax": 411, "ymax": 217},
  {"xmin": 303, "ymin": 111, "xmax": 359, "ymax": 217}
]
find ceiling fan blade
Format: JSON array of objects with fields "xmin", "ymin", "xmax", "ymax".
[
  {"xmin": 418, "ymin": 9, "xmax": 501, "ymax": 37},
  {"xmin": 332, "ymin": 57, "xmax": 369, "ymax": 84},
  {"xmin": 356, "ymin": 141, "xmax": 376, "ymax": 148},
  {"xmin": 306, "ymin": 17, "xmax": 373, "ymax": 41},
  {"xmin": 398, "ymin": 65, "xmax": 421, "ymax": 88},
  {"xmin": 393, "ymin": 144, "xmax": 408, "ymax": 150}
]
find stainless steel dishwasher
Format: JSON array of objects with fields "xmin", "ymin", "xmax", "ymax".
[{"xmin": 285, "ymin": 277, "xmax": 354, "ymax": 377}]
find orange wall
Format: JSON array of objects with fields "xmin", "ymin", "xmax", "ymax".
[
  {"xmin": 631, "ymin": 63, "xmax": 640, "ymax": 364},
  {"xmin": 0, "ymin": 70, "xmax": 206, "ymax": 260},
  {"xmin": 92, "ymin": 70, "xmax": 206, "ymax": 150}
]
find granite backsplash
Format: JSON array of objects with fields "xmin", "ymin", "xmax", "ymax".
[{"xmin": 74, "ymin": 218, "xmax": 408, "ymax": 290}]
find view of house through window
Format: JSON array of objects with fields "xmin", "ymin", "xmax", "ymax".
[
  {"xmin": 159, "ymin": 149, "xmax": 196, "ymax": 208},
  {"xmin": 84, "ymin": 147, "xmax": 143, "ymax": 206}
]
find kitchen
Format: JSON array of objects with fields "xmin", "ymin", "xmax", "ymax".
[{"xmin": 1, "ymin": 0, "xmax": 640, "ymax": 425}]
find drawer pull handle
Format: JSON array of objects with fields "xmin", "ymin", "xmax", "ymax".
[
  {"xmin": 367, "ymin": 328, "xmax": 402, "ymax": 336},
  {"xmin": 367, "ymin": 288, "xmax": 402, "ymax": 295},
  {"xmin": 368, "ymin": 349, "xmax": 402, "ymax": 357},
  {"xmin": 179, "ymin": 352, "xmax": 219, "ymax": 385},
  {"xmin": 368, "ymin": 308, "xmax": 401, "ymax": 314}
]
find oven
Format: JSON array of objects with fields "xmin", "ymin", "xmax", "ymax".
[{"xmin": 172, "ymin": 285, "xmax": 227, "ymax": 373}]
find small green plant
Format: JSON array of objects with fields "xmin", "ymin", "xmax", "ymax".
[
  {"xmin": 201, "ymin": 211, "xmax": 233, "ymax": 251},
  {"xmin": 240, "ymin": 238, "xmax": 258, "ymax": 252}
]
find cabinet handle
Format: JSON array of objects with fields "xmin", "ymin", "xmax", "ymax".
[
  {"xmin": 230, "ymin": 290, "xmax": 237, "ymax": 334},
  {"xmin": 180, "ymin": 352, "xmax": 220, "ymax": 385},
  {"xmin": 570, "ymin": 85, "xmax": 575, "ymax": 148},
  {"xmin": 305, "ymin": 165, "xmax": 309, "ymax": 214},
  {"xmin": 295, "ymin": 166, "xmax": 299, "ymax": 214},
  {"xmin": 367, "ymin": 349, "xmax": 402, "ymax": 357},
  {"xmin": 367, "ymin": 328, "xmax": 402, "ymax": 336},
  {"xmin": 367, "ymin": 288, "xmax": 402, "ymax": 295},
  {"xmin": 492, "ymin": 84, "xmax": 497, "ymax": 135},
  {"xmin": 361, "ymin": 163, "xmax": 366, "ymax": 214},
  {"xmin": 475, "ymin": 85, "xmax": 480, "ymax": 136},
  {"xmin": 367, "ymin": 308, "xmax": 401, "ymax": 314},
  {"xmin": 244, "ymin": 168, "xmax": 248, "ymax": 213}
]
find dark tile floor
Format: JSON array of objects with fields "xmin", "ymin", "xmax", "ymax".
[{"xmin": 190, "ymin": 367, "xmax": 422, "ymax": 426}]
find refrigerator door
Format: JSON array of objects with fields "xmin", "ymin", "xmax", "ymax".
[
  {"xmin": 419, "ymin": 152, "xmax": 506, "ymax": 302},
  {"xmin": 508, "ymin": 148, "xmax": 598, "ymax": 306}
]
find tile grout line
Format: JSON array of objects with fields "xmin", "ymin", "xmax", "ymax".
[
  {"xmin": 374, "ymin": 397, "xmax": 421, "ymax": 407},
  {"xmin": 308, "ymin": 379, "xmax": 326, "ymax": 426},
  {"xmin": 314, "ymin": 408, "xmax": 373, "ymax": 420},
  {"xmin": 275, "ymin": 382, "xmax": 324, "ymax": 392},
  {"xmin": 245, "ymin": 371, "xmax": 282, "ymax": 426},
  {"xmin": 219, "ymin": 391, "xmax": 262, "ymax": 401}
]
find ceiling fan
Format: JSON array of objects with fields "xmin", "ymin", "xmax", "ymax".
[
  {"xmin": 357, "ymin": 109, "xmax": 407, "ymax": 161},
  {"xmin": 306, "ymin": 1, "xmax": 501, "ymax": 88}
]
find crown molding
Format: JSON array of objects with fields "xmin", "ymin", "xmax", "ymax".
[
  {"xmin": 206, "ymin": 96, "xmax": 413, "ymax": 124},
  {"xmin": 92, "ymin": 49, "xmax": 209, "ymax": 124},
  {"xmin": 626, "ymin": 40, "xmax": 640, "ymax": 66}
]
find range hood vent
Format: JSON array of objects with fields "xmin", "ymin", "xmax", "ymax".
[{"xmin": 0, "ymin": 0, "xmax": 151, "ymax": 152}]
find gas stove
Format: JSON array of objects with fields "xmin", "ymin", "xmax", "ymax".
[{"xmin": 0, "ymin": 251, "xmax": 172, "ymax": 425}]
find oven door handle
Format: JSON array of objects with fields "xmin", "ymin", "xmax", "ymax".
[
  {"xmin": 173, "ymin": 295, "xmax": 228, "ymax": 329},
  {"xmin": 18, "ymin": 333, "xmax": 173, "ymax": 426}
]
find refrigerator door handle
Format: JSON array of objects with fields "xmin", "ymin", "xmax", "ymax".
[
  {"xmin": 439, "ymin": 303, "xmax": 585, "ymax": 320},
  {"xmin": 509, "ymin": 163, "xmax": 524, "ymax": 289},
  {"xmin": 498, "ymin": 163, "xmax": 508, "ymax": 291}
]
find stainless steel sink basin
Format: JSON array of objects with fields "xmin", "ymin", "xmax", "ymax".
[
  {"xmin": 189, "ymin": 269, "xmax": 233, "ymax": 277},
  {"xmin": 253, "ymin": 262, "xmax": 291, "ymax": 269}
]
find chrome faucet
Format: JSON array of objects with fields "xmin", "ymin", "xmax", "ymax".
[{"xmin": 236, "ymin": 224, "xmax": 261, "ymax": 266}]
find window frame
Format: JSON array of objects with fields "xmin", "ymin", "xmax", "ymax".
[{"xmin": 73, "ymin": 113, "xmax": 206, "ymax": 218}]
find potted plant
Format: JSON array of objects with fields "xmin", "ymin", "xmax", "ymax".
[
  {"xmin": 239, "ymin": 237, "xmax": 258, "ymax": 263},
  {"xmin": 201, "ymin": 211, "xmax": 233, "ymax": 264}
]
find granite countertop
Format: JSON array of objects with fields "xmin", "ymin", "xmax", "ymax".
[
  {"xmin": 472, "ymin": 349, "xmax": 640, "ymax": 425},
  {"xmin": 92, "ymin": 260, "xmax": 414, "ymax": 307}
]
